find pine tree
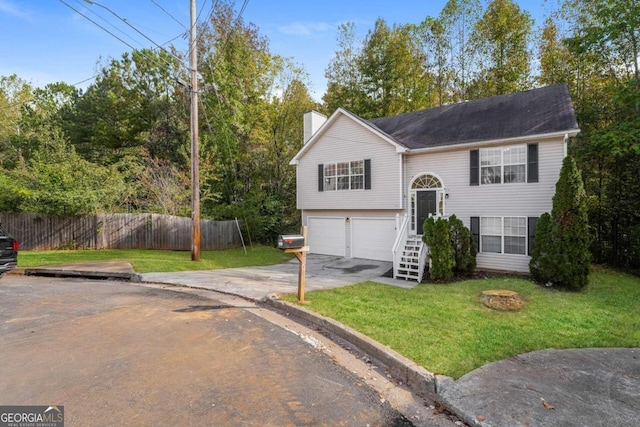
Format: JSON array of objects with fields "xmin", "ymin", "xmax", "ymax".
[
  {"xmin": 550, "ymin": 156, "xmax": 591, "ymax": 290},
  {"xmin": 531, "ymin": 156, "xmax": 590, "ymax": 290}
]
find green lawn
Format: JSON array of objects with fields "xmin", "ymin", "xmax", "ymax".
[
  {"xmin": 18, "ymin": 246, "xmax": 292, "ymax": 273},
  {"xmin": 283, "ymin": 267, "xmax": 640, "ymax": 379}
]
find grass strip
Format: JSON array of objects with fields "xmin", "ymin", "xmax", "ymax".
[
  {"xmin": 17, "ymin": 246, "xmax": 292, "ymax": 273},
  {"xmin": 283, "ymin": 267, "xmax": 640, "ymax": 378}
]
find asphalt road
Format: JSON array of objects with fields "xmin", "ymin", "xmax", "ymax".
[{"xmin": 0, "ymin": 275, "xmax": 414, "ymax": 426}]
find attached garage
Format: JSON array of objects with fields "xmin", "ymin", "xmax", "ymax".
[
  {"xmin": 307, "ymin": 217, "xmax": 346, "ymax": 257},
  {"xmin": 351, "ymin": 217, "xmax": 396, "ymax": 261}
]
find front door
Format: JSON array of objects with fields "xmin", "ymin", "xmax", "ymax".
[{"xmin": 416, "ymin": 190, "xmax": 438, "ymax": 235}]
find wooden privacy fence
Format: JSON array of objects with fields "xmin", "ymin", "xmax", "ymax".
[{"xmin": 0, "ymin": 213, "xmax": 242, "ymax": 251}]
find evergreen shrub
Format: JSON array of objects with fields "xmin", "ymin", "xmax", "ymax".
[
  {"xmin": 423, "ymin": 215, "xmax": 476, "ymax": 281},
  {"xmin": 530, "ymin": 156, "xmax": 590, "ymax": 291}
]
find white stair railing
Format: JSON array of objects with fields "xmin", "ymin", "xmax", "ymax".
[
  {"xmin": 392, "ymin": 215, "xmax": 409, "ymax": 279},
  {"xmin": 418, "ymin": 239, "xmax": 428, "ymax": 283}
]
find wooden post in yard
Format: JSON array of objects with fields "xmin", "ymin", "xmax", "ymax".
[{"xmin": 284, "ymin": 226, "xmax": 309, "ymax": 303}]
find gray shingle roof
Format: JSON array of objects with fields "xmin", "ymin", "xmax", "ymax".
[{"xmin": 368, "ymin": 84, "xmax": 579, "ymax": 150}]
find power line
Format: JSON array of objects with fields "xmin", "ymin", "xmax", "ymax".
[
  {"xmin": 237, "ymin": 0, "xmax": 250, "ymax": 22},
  {"xmin": 70, "ymin": 75, "xmax": 99, "ymax": 87},
  {"xmin": 82, "ymin": 0, "xmax": 186, "ymax": 68},
  {"xmin": 201, "ymin": 0, "xmax": 219, "ymax": 27},
  {"xmin": 148, "ymin": 0, "xmax": 187, "ymax": 30},
  {"xmin": 196, "ymin": 0, "xmax": 209, "ymax": 25},
  {"xmin": 71, "ymin": 0, "xmax": 141, "ymax": 49},
  {"xmin": 196, "ymin": 0, "xmax": 252, "ymax": 192},
  {"xmin": 222, "ymin": 0, "xmax": 250, "ymax": 46},
  {"xmin": 59, "ymin": 0, "xmax": 138, "ymax": 52},
  {"xmin": 60, "ymin": 0, "xmax": 188, "ymax": 82},
  {"xmin": 186, "ymin": 0, "xmax": 219, "ymax": 60}
]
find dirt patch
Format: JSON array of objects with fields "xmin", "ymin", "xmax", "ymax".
[{"xmin": 480, "ymin": 289, "xmax": 526, "ymax": 311}]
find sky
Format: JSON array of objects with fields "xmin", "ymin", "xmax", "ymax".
[{"xmin": 0, "ymin": 0, "xmax": 553, "ymax": 101}]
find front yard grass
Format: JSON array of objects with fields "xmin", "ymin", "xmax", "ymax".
[
  {"xmin": 282, "ymin": 267, "xmax": 640, "ymax": 379},
  {"xmin": 18, "ymin": 246, "xmax": 292, "ymax": 273}
]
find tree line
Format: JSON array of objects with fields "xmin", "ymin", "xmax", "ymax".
[{"xmin": 0, "ymin": 0, "xmax": 638, "ymax": 268}]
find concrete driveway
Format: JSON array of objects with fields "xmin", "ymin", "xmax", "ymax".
[{"xmin": 140, "ymin": 254, "xmax": 411, "ymax": 301}]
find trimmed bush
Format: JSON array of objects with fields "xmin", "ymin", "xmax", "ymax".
[
  {"xmin": 529, "ymin": 212, "xmax": 553, "ymax": 284},
  {"xmin": 423, "ymin": 215, "xmax": 476, "ymax": 281},
  {"xmin": 423, "ymin": 216, "xmax": 455, "ymax": 281},
  {"xmin": 448, "ymin": 214, "xmax": 477, "ymax": 275}
]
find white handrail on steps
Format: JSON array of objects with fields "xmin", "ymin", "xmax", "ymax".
[
  {"xmin": 418, "ymin": 239, "xmax": 428, "ymax": 283},
  {"xmin": 392, "ymin": 214, "xmax": 409, "ymax": 279}
]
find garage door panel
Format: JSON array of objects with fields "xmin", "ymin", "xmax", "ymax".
[
  {"xmin": 351, "ymin": 218, "xmax": 396, "ymax": 261},
  {"xmin": 308, "ymin": 217, "xmax": 345, "ymax": 257}
]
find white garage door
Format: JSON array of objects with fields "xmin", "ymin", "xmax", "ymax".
[
  {"xmin": 307, "ymin": 217, "xmax": 345, "ymax": 257},
  {"xmin": 351, "ymin": 218, "xmax": 396, "ymax": 261}
]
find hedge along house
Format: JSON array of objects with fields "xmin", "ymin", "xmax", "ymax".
[{"xmin": 290, "ymin": 84, "xmax": 580, "ymax": 281}]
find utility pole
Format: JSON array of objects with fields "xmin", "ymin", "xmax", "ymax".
[{"xmin": 190, "ymin": 0, "xmax": 201, "ymax": 261}]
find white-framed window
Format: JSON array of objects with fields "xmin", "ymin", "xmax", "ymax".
[
  {"xmin": 480, "ymin": 145, "xmax": 526, "ymax": 184},
  {"xmin": 324, "ymin": 160, "xmax": 364, "ymax": 191},
  {"xmin": 481, "ymin": 216, "xmax": 527, "ymax": 255}
]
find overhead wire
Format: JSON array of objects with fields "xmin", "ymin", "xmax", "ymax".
[
  {"xmin": 71, "ymin": 0, "xmax": 141, "ymax": 48},
  {"xmin": 59, "ymin": 0, "xmax": 189, "ymax": 87},
  {"xmin": 2, "ymin": 2, "xmax": 195, "ymax": 121},
  {"xmin": 79, "ymin": 0, "xmax": 186, "ymax": 68},
  {"xmin": 197, "ymin": 0, "xmax": 252, "ymax": 195},
  {"xmin": 149, "ymin": 0, "xmax": 187, "ymax": 30},
  {"xmin": 196, "ymin": 0, "xmax": 209, "ymax": 25},
  {"xmin": 61, "ymin": 0, "xmax": 256, "ymax": 180},
  {"xmin": 58, "ymin": 0, "xmax": 138, "ymax": 52}
]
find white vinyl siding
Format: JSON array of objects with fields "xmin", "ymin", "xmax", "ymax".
[
  {"xmin": 296, "ymin": 114, "xmax": 401, "ymax": 210},
  {"xmin": 405, "ymin": 136, "xmax": 566, "ymax": 273}
]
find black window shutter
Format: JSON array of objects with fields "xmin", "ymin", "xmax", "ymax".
[
  {"xmin": 318, "ymin": 164, "xmax": 324, "ymax": 192},
  {"xmin": 528, "ymin": 217, "xmax": 538, "ymax": 255},
  {"xmin": 527, "ymin": 144, "xmax": 538, "ymax": 183},
  {"xmin": 470, "ymin": 150, "xmax": 479, "ymax": 186},
  {"xmin": 470, "ymin": 217, "xmax": 480, "ymax": 250},
  {"xmin": 364, "ymin": 159, "xmax": 372, "ymax": 190}
]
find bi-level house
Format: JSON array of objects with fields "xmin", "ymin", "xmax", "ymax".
[{"xmin": 290, "ymin": 84, "xmax": 580, "ymax": 280}]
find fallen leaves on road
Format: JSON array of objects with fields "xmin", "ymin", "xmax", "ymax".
[
  {"xmin": 541, "ymin": 397, "xmax": 556, "ymax": 410},
  {"xmin": 433, "ymin": 402, "xmax": 445, "ymax": 415}
]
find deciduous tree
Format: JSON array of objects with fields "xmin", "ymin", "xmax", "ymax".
[{"xmin": 472, "ymin": 0, "xmax": 533, "ymax": 96}]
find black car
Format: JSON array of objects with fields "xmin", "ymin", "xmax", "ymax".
[{"xmin": 0, "ymin": 226, "xmax": 18, "ymax": 278}]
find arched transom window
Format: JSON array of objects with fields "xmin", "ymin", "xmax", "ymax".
[{"xmin": 412, "ymin": 174, "xmax": 442, "ymax": 189}]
